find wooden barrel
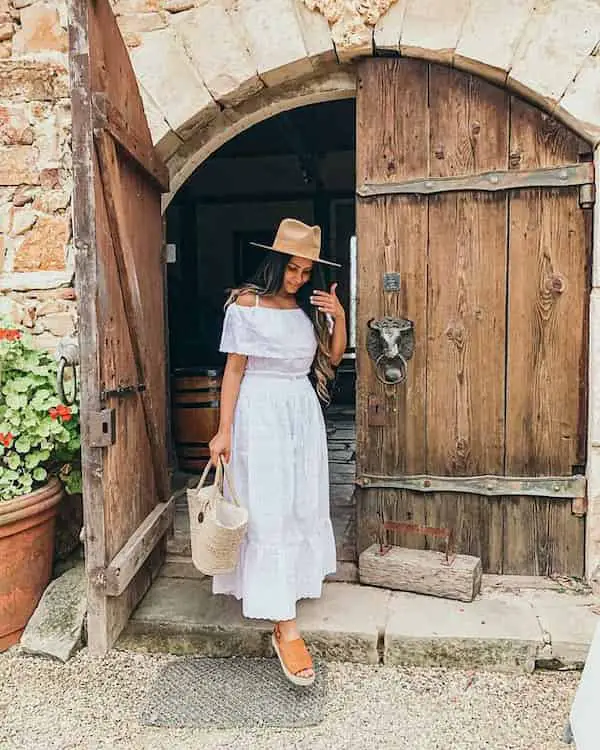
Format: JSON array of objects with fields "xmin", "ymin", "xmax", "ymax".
[{"xmin": 172, "ymin": 367, "xmax": 223, "ymax": 473}]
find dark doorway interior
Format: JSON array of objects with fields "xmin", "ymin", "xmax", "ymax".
[{"xmin": 165, "ymin": 98, "xmax": 358, "ymax": 580}]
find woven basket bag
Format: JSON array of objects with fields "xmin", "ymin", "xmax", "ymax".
[{"xmin": 187, "ymin": 457, "xmax": 248, "ymax": 576}]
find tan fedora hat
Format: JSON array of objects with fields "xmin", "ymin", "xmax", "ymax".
[{"xmin": 250, "ymin": 218, "xmax": 341, "ymax": 267}]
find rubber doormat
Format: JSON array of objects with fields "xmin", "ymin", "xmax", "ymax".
[{"xmin": 140, "ymin": 657, "xmax": 327, "ymax": 729}]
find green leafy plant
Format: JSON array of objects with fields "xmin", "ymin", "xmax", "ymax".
[{"xmin": 0, "ymin": 324, "xmax": 81, "ymax": 502}]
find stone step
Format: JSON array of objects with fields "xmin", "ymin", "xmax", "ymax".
[{"xmin": 117, "ymin": 575, "xmax": 600, "ymax": 671}]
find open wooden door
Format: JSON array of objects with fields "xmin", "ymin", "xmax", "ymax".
[
  {"xmin": 356, "ymin": 59, "xmax": 592, "ymax": 576},
  {"xmin": 69, "ymin": 0, "xmax": 171, "ymax": 653}
]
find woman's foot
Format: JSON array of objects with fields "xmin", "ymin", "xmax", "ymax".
[{"xmin": 272, "ymin": 620, "xmax": 315, "ymax": 685}]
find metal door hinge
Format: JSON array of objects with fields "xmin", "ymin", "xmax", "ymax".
[
  {"xmin": 88, "ymin": 409, "xmax": 115, "ymax": 447},
  {"xmin": 101, "ymin": 383, "xmax": 146, "ymax": 400},
  {"xmin": 579, "ymin": 183, "xmax": 595, "ymax": 209},
  {"xmin": 161, "ymin": 243, "xmax": 176, "ymax": 263}
]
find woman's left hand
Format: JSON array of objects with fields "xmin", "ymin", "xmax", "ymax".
[{"xmin": 310, "ymin": 283, "xmax": 345, "ymax": 320}]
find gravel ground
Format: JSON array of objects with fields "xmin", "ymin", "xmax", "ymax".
[{"xmin": 0, "ymin": 647, "xmax": 578, "ymax": 750}]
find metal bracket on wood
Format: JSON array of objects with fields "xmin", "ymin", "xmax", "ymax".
[
  {"xmin": 101, "ymin": 383, "xmax": 146, "ymax": 400},
  {"xmin": 88, "ymin": 489, "xmax": 183, "ymax": 596},
  {"xmin": 88, "ymin": 409, "xmax": 115, "ymax": 447},
  {"xmin": 356, "ymin": 473, "xmax": 587, "ymax": 501},
  {"xmin": 357, "ymin": 163, "xmax": 594, "ymax": 198},
  {"xmin": 377, "ymin": 513, "xmax": 456, "ymax": 566}
]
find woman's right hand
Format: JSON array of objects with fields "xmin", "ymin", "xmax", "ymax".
[{"xmin": 209, "ymin": 429, "xmax": 231, "ymax": 466}]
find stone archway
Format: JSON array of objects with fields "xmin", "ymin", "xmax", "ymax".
[{"xmin": 117, "ymin": 0, "xmax": 600, "ymax": 584}]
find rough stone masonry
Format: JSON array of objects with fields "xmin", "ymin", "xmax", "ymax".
[{"xmin": 0, "ymin": 0, "xmax": 75, "ymax": 349}]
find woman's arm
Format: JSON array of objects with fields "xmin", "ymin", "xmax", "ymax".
[
  {"xmin": 311, "ymin": 283, "xmax": 348, "ymax": 367},
  {"xmin": 209, "ymin": 352, "xmax": 247, "ymax": 464}
]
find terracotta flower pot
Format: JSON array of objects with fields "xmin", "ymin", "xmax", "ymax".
[{"xmin": 0, "ymin": 477, "xmax": 64, "ymax": 651}]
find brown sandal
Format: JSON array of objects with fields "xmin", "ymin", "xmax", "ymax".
[{"xmin": 272, "ymin": 624, "xmax": 315, "ymax": 687}]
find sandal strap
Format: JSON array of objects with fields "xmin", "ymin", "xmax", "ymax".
[{"xmin": 278, "ymin": 636, "xmax": 313, "ymax": 675}]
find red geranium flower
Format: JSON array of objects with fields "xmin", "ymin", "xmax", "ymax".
[
  {"xmin": 49, "ymin": 405, "xmax": 72, "ymax": 422},
  {"xmin": 0, "ymin": 329, "xmax": 21, "ymax": 342},
  {"xmin": 0, "ymin": 432, "xmax": 14, "ymax": 448}
]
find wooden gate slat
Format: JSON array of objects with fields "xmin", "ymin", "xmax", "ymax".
[
  {"xmin": 95, "ymin": 130, "xmax": 166, "ymax": 504},
  {"xmin": 356, "ymin": 60, "xmax": 589, "ymax": 576},
  {"xmin": 424, "ymin": 65, "xmax": 509, "ymax": 573},
  {"xmin": 92, "ymin": 93, "xmax": 169, "ymax": 192},
  {"xmin": 356, "ymin": 58, "xmax": 429, "ymax": 555},
  {"xmin": 70, "ymin": 0, "xmax": 169, "ymax": 653},
  {"xmin": 503, "ymin": 98, "xmax": 588, "ymax": 576}
]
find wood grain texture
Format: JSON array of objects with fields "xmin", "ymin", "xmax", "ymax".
[
  {"xmin": 355, "ymin": 60, "xmax": 589, "ymax": 576},
  {"xmin": 359, "ymin": 543, "xmax": 482, "ymax": 602},
  {"xmin": 356, "ymin": 58, "xmax": 429, "ymax": 555},
  {"xmin": 70, "ymin": 0, "xmax": 169, "ymax": 652},
  {"xmin": 504, "ymin": 97, "xmax": 589, "ymax": 575}
]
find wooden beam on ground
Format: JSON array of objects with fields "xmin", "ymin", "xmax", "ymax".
[{"xmin": 359, "ymin": 543, "xmax": 482, "ymax": 602}]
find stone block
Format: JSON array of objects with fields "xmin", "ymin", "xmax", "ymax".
[
  {"xmin": 117, "ymin": 12, "xmax": 167, "ymax": 34},
  {"xmin": 32, "ymin": 188, "xmax": 69, "ymax": 213},
  {"xmin": 13, "ymin": 215, "xmax": 70, "ymax": 272},
  {"xmin": 400, "ymin": 0, "xmax": 470, "ymax": 63},
  {"xmin": 374, "ymin": 0, "xmax": 408, "ymax": 52},
  {"xmin": 118, "ymin": 576, "xmax": 385, "ymax": 663},
  {"xmin": 384, "ymin": 590, "xmax": 544, "ymax": 671},
  {"xmin": 41, "ymin": 310, "xmax": 73, "ymax": 336},
  {"xmin": 232, "ymin": 0, "xmax": 313, "ymax": 86},
  {"xmin": 12, "ymin": 2, "xmax": 68, "ymax": 55},
  {"xmin": 113, "ymin": 0, "xmax": 160, "ymax": 12},
  {"xmin": 528, "ymin": 590, "xmax": 599, "ymax": 666},
  {"xmin": 0, "ymin": 61, "xmax": 69, "ymax": 101},
  {"xmin": 559, "ymin": 54, "xmax": 600, "ymax": 143},
  {"xmin": 0, "ymin": 104, "xmax": 33, "ymax": 146},
  {"xmin": 10, "ymin": 208, "xmax": 36, "ymax": 236},
  {"xmin": 0, "ymin": 145, "xmax": 39, "ymax": 185},
  {"xmin": 295, "ymin": 1, "xmax": 336, "ymax": 65},
  {"xmin": 20, "ymin": 563, "xmax": 87, "ymax": 662},
  {"xmin": 509, "ymin": 0, "xmax": 600, "ymax": 105},
  {"xmin": 162, "ymin": 0, "xmax": 194, "ymax": 11},
  {"xmin": 454, "ymin": 0, "xmax": 535, "ymax": 82},
  {"xmin": 137, "ymin": 82, "xmax": 181, "ymax": 159},
  {"xmin": 130, "ymin": 28, "xmax": 218, "ymax": 139},
  {"xmin": 172, "ymin": 4, "xmax": 263, "ymax": 107},
  {"xmin": 0, "ymin": 21, "xmax": 13, "ymax": 42},
  {"xmin": 13, "ymin": 184, "xmax": 36, "ymax": 206},
  {"xmin": 0, "ymin": 201, "xmax": 12, "ymax": 233}
]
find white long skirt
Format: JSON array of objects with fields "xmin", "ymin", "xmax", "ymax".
[{"xmin": 212, "ymin": 372, "xmax": 337, "ymax": 620}]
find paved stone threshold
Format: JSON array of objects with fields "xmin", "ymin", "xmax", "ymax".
[{"xmin": 117, "ymin": 575, "xmax": 599, "ymax": 672}]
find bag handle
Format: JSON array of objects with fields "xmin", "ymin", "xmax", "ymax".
[{"xmin": 195, "ymin": 456, "xmax": 241, "ymax": 507}]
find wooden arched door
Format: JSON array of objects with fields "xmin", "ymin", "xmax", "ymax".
[{"xmin": 356, "ymin": 59, "xmax": 592, "ymax": 575}]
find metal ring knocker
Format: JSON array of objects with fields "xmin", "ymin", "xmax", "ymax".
[
  {"xmin": 375, "ymin": 353, "xmax": 408, "ymax": 386},
  {"xmin": 57, "ymin": 356, "xmax": 78, "ymax": 406}
]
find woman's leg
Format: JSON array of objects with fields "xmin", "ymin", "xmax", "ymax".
[{"xmin": 275, "ymin": 619, "xmax": 314, "ymax": 679}]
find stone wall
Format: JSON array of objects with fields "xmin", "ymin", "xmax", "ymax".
[{"xmin": 0, "ymin": 0, "xmax": 74, "ymax": 350}]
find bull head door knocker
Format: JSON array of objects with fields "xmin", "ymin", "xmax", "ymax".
[{"xmin": 367, "ymin": 316, "xmax": 415, "ymax": 385}]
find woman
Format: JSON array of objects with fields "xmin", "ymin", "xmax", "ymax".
[{"xmin": 209, "ymin": 218, "xmax": 347, "ymax": 687}]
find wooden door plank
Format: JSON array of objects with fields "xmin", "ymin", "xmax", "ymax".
[
  {"xmin": 356, "ymin": 58, "xmax": 429, "ymax": 554},
  {"xmin": 425, "ymin": 65, "xmax": 509, "ymax": 571},
  {"xmin": 504, "ymin": 97, "xmax": 588, "ymax": 574},
  {"xmin": 69, "ymin": 0, "xmax": 110, "ymax": 655},
  {"xmin": 95, "ymin": 130, "xmax": 167, "ymax": 503},
  {"xmin": 70, "ymin": 0, "xmax": 169, "ymax": 653},
  {"xmin": 93, "ymin": 93, "xmax": 169, "ymax": 192}
]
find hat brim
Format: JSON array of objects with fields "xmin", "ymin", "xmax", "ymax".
[{"xmin": 249, "ymin": 241, "xmax": 342, "ymax": 268}]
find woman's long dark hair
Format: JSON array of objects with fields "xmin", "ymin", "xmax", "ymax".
[{"xmin": 226, "ymin": 250, "xmax": 335, "ymax": 403}]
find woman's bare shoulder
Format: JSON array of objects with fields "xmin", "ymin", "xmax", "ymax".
[{"xmin": 233, "ymin": 291, "xmax": 257, "ymax": 308}]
